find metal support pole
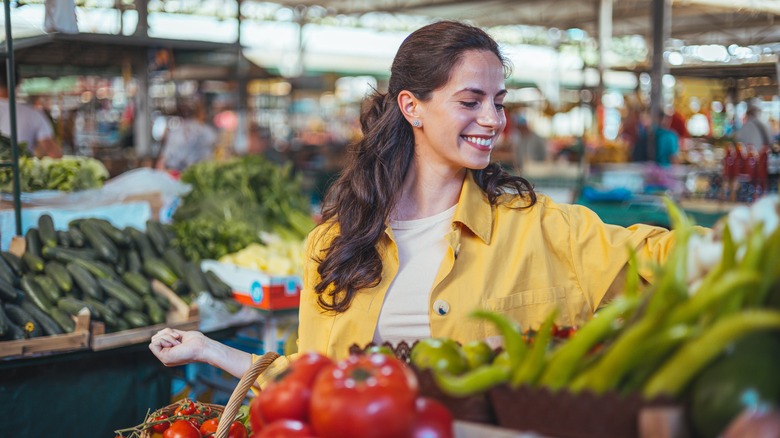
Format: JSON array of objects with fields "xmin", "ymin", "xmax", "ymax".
[
  {"xmin": 649, "ymin": 0, "xmax": 670, "ymax": 162},
  {"xmin": 4, "ymin": 1, "xmax": 22, "ymax": 236}
]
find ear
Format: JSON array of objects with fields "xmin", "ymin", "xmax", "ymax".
[{"xmin": 397, "ymin": 90, "xmax": 420, "ymax": 124}]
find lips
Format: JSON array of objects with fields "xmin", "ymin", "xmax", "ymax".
[{"xmin": 462, "ymin": 135, "xmax": 494, "ymax": 151}]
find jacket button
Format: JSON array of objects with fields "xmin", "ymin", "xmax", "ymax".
[{"xmin": 433, "ymin": 300, "xmax": 450, "ymax": 316}]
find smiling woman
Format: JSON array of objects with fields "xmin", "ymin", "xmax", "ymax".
[{"xmin": 150, "ymin": 20, "xmax": 686, "ymax": 392}]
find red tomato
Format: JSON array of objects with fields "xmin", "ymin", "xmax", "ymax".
[
  {"xmin": 310, "ymin": 354, "xmax": 419, "ymax": 438},
  {"xmin": 411, "ymin": 397, "xmax": 454, "ymax": 438},
  {"xmin": 227, "ymin": 421, "xmax": 249, "ymax": 438},
  {"xmin": 187, "ymin": 417, "xmax": 201, "ymax": 430},
  {"xmin": 255, "ymin": 352, "xmax": 333, "ymax": 424},
  {"xmin": 174, "ymin": 399, "xmax": 197, "ymax": 416},
  {"xmin": 255, "ymin": 419, "xmax": 315, "ymax": 438},
  {"xmin": 200, "ymin": 418, "xmax": 219, "ymax": 436},
  {"xmin": 163, "ymin": 419, "xmax": 201, "ymax": 438},
  {"xmin": 152, "ymin": 414, "xmax": 170, "ymax": 433}
]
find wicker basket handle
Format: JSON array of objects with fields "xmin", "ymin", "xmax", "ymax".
[{"xmin": 215, "ymin": 351, "xmax": 281, "ymax": 438}]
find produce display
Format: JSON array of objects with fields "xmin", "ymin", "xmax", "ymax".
[
  {"xmin": 218, "ymin": 237, "xmax": 305, "ymax": 277},
  {"xmin": 0, "ymin": 155, "xmax": 109, "ymax": 192},
  {"xmin": 406, "ymin": 196, "xmax": 780, "ymax": 437},
  {"xmin": 171, "ymin": 156, "xmax": 315, "ymax": 262},
  {"xmin": 0, "ymin": 214, "xmax": 237, "ymax": 342},
  {"xmin": 114, "ymin": 398, "xmax": 250, "ymax": 438}
]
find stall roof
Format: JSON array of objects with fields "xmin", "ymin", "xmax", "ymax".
[
  {"xmin": 0, "ymin": 32, "xmax": 273, "ymax": 79},
  {"xmin": 263, "ymin": 0, "xmax": 780, "ymax": 46}
]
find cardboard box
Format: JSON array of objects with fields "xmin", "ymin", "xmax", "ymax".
[{"xmin": 200, "ymin": 260, "xmax": 301, "ymax": 310}]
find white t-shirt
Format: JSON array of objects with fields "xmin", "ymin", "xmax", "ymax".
[
  {"xmin": 0, "ymin": 98, "xmax": 54, "ymax": 153},
  {"xmin": 373, "ymin": 204, "xmax": 456, "ymax": 346}
]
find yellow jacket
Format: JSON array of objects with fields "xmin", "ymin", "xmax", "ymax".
[{"xmin": 256, "ymin": 171, "xmax": 676, "ymax": 381}]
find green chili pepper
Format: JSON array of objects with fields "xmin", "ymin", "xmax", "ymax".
[
  {"xmin": 511, "ymin": 308, "xmax": 557, "ymax": 387},
  {"xmin": 665, "ymin": 270, "xmax": 761, "ymax": 327},
  {"xmin": 569, "ymin": 310, "xmax": 665, "ymax": 394},
  {"xmin": 643, "ymin": 310, "xmax": 780, "ymax": 399},
  {"xmin": 539, "ymin": 296, "xmax": 639, "ymax": 391},
  {"xmin": 433, "ymin": 364, "xmax": 510, "ymax": 398},
  {"xmin": 619, "ymin": 323, "xmax": 698, "ymax": 395},
  {"xmin": 470, "ymin": 310, "xmax": 527, "ymax": 371}
]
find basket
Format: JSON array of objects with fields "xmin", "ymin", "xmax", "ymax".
[{"xmin": 138, "ymin": 351, "xmax": 280, "ymax": 438}]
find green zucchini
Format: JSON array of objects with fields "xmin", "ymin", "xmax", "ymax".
[
  {"xmin": 44, "ymin": 261, "xmax": 73, "ymax": 293},
  {"xmin": 66, "ymin": 263, "xmax": 102, "ymax": 300},
  {"xmin": 154, "ymin": 293, "xmax": 171, "ymax": 311},
  {"xmin": 5, "ymin": 320, "xmax": 26, "ymax": 340},
  {"xmin": 204, "ymin": 270, "xmax": 233, "ymax": 299},
  {"xmin": 90, "ymin": 218, "xmax": 131, "ymax": 247},
  {"xmin": 0, "ymin": 277, "xmax": 22, "ymax": 303},
  {"xmin": 22, "ymin": 252, "xmax": 45, "ymax": 273},
  {"xmin": 57, "ymin": 297, "xmax": 94, "ymax": 317},
  {"xmin": 128, "ymin": 227, "xmax": 158, "ymax": 261},
  {"xmin": 98, "ymin": 277, "xmax": 143, "ymax": 311},
  {"xmin": 67, "ymin": 226, "xmax": 86, "ymax": 247},
  {"xmin": 142, "ymin": 258, "xmax": 178, "ymax": 287},
  {"xmin": 0, "ymin": 303, "xmax": 9, "ymax": 337},
  {"xmin": 56, "ymin": 230, "xmax": 71, "ymax": 248},
  {"xmin": 83, "ymin": 297, "xmax": 120, "ymax": 328},
  {"xmin": 4, "ymin": 303, "xmax": 42, "ymax": 338},
  {"xmin": 24, "ymin": 228, "xmax": 42, "ymax": 258},
  {"xmin": 123, "ymin": 309, "xmax": 150, "ymax": 328},
  {"xmin": 0, "ymin": 255, "xmax": 18, "ymax": 286},
  {"xmin": 104, "ymin": 297, "xmax": 124, "ymax": 315},
  {"xmin": 37, "ymin": 214, "xmax": 57, "ymax": 248},
  {"xmin": 146, "ymin": 220, "xmax": 170, "ymax": 255},
  {"xmin": 20, "ymin": 300, "xmax": 63, "ymax": 336},
  {"xmin": 20, "ymin": 275, "xmax": 53, "ymax": 312},
  {"xmin": 78, "ymin": 221, "xmax": 118, "ymax": 263},
  {"xmin": 41, "ymin": 246, "xmax": 97, "ymax": 263},
  {"xmin": 48, "ymin": 307, "xmax": 75, "ymax": 333},
  {"xmin": 122, "ymin": 271, "xmax": 152, "ymax": 296},
  {"xmin": 183, "ymin": 262, "xmax": 209, "ymax": 295},
  {"xmin": 113, "ymin": 318, "xmax": 130, "ymax": 333},
  {"xmin": 125, "ymin": 248, "xmax": 142, "ymax": 274},
  {"xmin": 162, "ymin": 248, "xmax": 188, "ymax": 278},
  {"xmin": 33, "ymin": 274, "xmax": 61, "ymax": 302},
  {"xmin": 70, "ymin": 257, "xmax": 117, "ymax": 280},
  {"xmin": 143, "ymin": 295, "xmax": 166, "ymax": 325},
  {"xmin": 1, "ymin": 251, "xmax": 23, "ymax": 277}
]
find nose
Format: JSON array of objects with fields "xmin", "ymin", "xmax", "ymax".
[{"xmin": 477, "ymin": 103, "xmax": 503, "ymax": 131}]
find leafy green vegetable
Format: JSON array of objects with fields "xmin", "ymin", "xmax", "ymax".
[
  {"xmin": 0, "ymin": 155, "xmax": 109, "ymax": 192},
  {"xmin": 172, "ymin": 155, "xmax": 315, "ymax": 261}
]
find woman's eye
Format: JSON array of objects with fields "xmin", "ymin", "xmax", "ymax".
[
  {"xmin": 495, "ymin": 103, "xmax": 505, "ymax": 111},
  {"xmin": 460, "ymin": 101, "xmax": 478, "ymax": 108}
]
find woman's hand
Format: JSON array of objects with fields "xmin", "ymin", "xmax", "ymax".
[{"xmin": 149, "ymin": 328, "xmax": 208, "ymax": 367}]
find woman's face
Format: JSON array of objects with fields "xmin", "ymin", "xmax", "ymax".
[{"xmin": 414, "ymin": 50, "xmax": 507, "ymax": 172}]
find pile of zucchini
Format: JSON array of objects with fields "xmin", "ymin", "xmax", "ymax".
[{"xmin": 0, "ymin": 214, "xmax": 236, "ymax": 341}]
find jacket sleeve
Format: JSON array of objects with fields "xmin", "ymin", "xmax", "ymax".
[{"xmin": 566, "ymin": 204, "xmax": 677, "ymax": 311}]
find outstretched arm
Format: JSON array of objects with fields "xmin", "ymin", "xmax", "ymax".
[{"xmin": 149, "ymin": 328, "xmax": 253, "ymax": 380}]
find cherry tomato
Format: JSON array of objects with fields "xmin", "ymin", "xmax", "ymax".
[
  {"xmin": 310, "ymin": 353, "xmax": 419, "ymax": 438},
  {"xmin": 255, "ymin": 352, "xmax": 333, "ymax": 424},
  {"xmin": 255, "ymin": 419, "xmax": 315, "ymax": 438},
  {"xmin": 187, "ymin": 417, "xmax": 201, "ymax": 430},
  {"xmin": 227, "ymin": 420, "xmax": 249, "ymax": 438},
  {"xmin": 163, "ymin": 419, "xmax": 201, "ymax": 438},
  {"xmin": 197, "ymin": 404, "xmax": 214, "ymax": 417},
  {"xmin": 174, "ymin": 399, "xmax": 197, "ymax": 416},
  {"xmin": 411, "ymin": 397, "xmax": 454, "ymax": 438},
  {"xmin": 199, "ymin": 418, "xmax": 219, "ymax": 436},
  {"xmin": 152, "ymin": 414, "xmax": 171, "ymax": 433}
]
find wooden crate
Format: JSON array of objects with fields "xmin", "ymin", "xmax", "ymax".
[
  {"xmin": 0, "ymin": 309, "xmax": 91, "ymax": 359},
  {"xmin": 90, "ymin": 280, "xmax": 199, "ymax": 351}
]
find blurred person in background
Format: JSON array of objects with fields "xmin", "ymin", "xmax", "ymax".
[
  {"xmin": 0, "ymin": 67, "xmax": 61, "ymax": 158},
  {"xmin": 512, "ymin": 114, "xmax": 548, "ymax": 172},
  {"xmin": 737, "ymin": 102, "xmax": 772, "ymax": 148},
  {"xmin": 632, "ymin": 110, "xmax": 679, "ymax": 167},
  {"xmin": 247, "ymin": 124, "xmax": 288, "ymax": 165},
  {"xmin": 155, "ymin": 99, "xmax": 217, "ymax": 174}
]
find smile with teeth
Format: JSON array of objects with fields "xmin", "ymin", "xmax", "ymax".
[{"xmin": 463, "ymin": 136, "xmax": 494, "ymax": 147}]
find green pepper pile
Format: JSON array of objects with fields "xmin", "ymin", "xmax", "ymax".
[{"xmin": 417, "ymin": 197, "xmax": 780, "ymax": 436}]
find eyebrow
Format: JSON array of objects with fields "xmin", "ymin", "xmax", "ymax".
[{"xmin": 457, "ymin": 87, "xmax": 508, "ymax": 97}]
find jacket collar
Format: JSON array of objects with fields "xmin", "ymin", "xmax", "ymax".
[{"xmin": 453, "ymin": 171, "xmax": 493, "ymax": 244}]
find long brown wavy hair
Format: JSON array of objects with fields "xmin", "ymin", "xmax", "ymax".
[{"xmin": 315, "ymin": 21, "xmax": 537, "ymax": 312}]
